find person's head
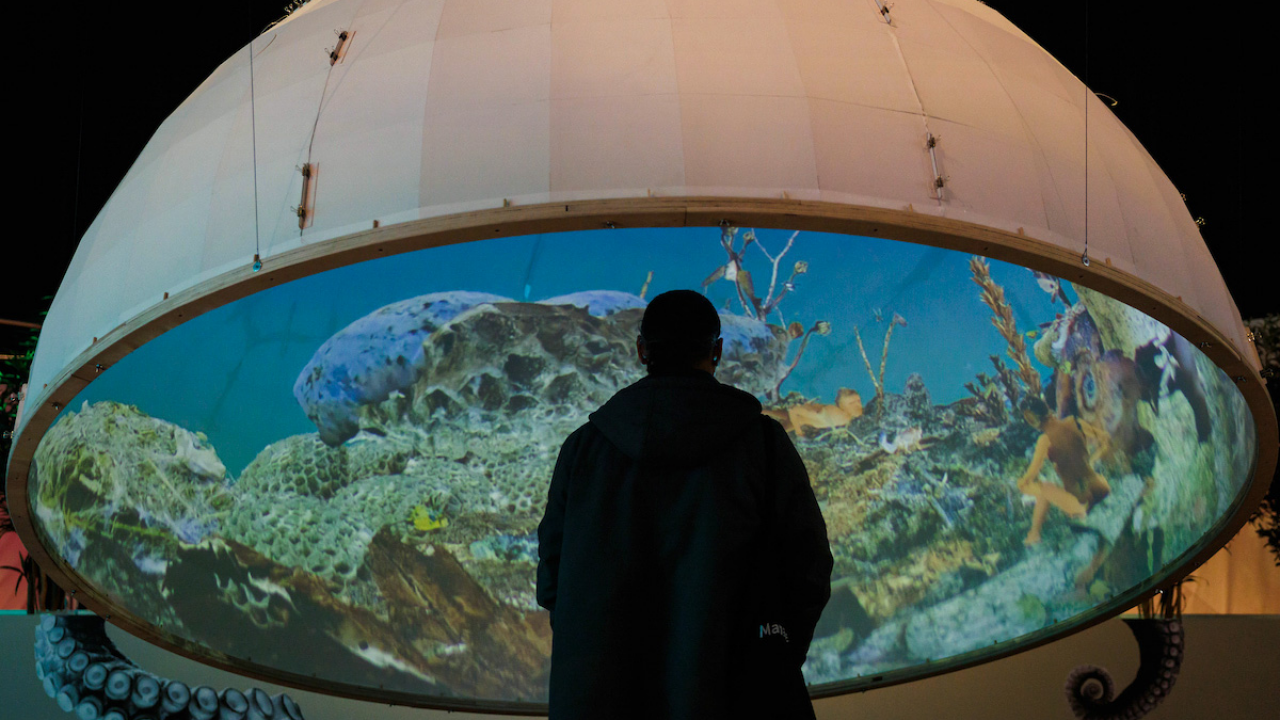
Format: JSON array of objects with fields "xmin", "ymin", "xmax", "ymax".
[
  {"xmin": 636, "ymin": 290, "xmax": 723, "ymax": 374},
  {"xmin": 1021, "ymin": 395, "xmax": 1050, "ymax": 429}
]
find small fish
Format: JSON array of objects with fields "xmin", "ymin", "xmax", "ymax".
[
  {"xmin": 412, "ymin": 505, "xmax": 448, "ymax": 532},
  {"xmin": 1025, "ymin": 330, "xmax": 1039, "ymax": 339},
  {"xmin": 1030, "ymin": 270, "xmax": 1071, "ymax": 306},
  {"xmin": 873, "ymin": 308, "xmax": 883, "ymax": 323}
]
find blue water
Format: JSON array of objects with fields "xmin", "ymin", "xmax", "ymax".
[{"xmin": 61, "ymin": 228, "xmax": 1066, "ymax": 475}]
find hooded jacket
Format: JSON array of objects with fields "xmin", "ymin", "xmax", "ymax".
[{"xmin": 537, "ymin": 368, "xmax": 833, "ymax": 720}]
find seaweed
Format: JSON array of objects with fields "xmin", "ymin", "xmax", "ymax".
[
  {"xmin": 771, "ymin": 320, "xmax": 832, "ymax": 400},
  {"xmin": 970, "ymin": 257, "xmax": 1041, "ymax": 398},
  {"xmin": 962, "ymin": 355, "xmax": 1027, "ymax": 425},
  {"xmin": 854, "ymin": 313, "xmax": 907, "ymax": 416}
]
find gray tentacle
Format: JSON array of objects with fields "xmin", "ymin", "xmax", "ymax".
[
  {"xmin": 1064, "ymin": 618, "xmax": 1184, "ymax": 720},
  {"xmin": 35, "ymin": 615, "xmax": 305, "ymax": 720}
]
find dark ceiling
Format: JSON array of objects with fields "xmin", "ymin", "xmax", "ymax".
[{"xmin": 6, "ymin": 1, "xmax": 1266, "ymax": 359}]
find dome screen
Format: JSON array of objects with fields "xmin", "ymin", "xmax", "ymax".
[{"xmin": 28, "ymin": 227, "xmax": 1256, "ymax": 706}]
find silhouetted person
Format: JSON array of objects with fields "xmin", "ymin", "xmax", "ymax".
[{"xmin": 537, "ymin": 290, "xmax": 833, "ymax": 720}]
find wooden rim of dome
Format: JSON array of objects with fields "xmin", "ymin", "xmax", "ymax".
[{"xmin": 6, "ymin": 196, "xmax": 1276, "ymax": 713}]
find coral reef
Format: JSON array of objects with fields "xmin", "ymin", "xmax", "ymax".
[
  {"xmin": 35, "ymin": 614, "xmax": 303, "ymax": 720},
  {"xmin": 223, "ymin": 450, "xmax": 453, "ymax": 590},
  {"xmin": 29, "ymin": 246, "xmax": 1256, "ymax": 704},
  {"xmin": 235, "ymin": 434, "xmax": 354, "ymax": 500},
  {"xmin": 162, "ymin": 534, "xmax": 551, "ymax": 701},
  {"xmin": 31, "ymin": 402, "xmax": 229, "ymax": 557},
  {"xmin": 409, "ymin": 301, "xmax": 643, "ymax": 418},
  {"xmin": 537, "ymin": 290, "xmax": 647, "ymax": 317},
  {"xmin": 29, "ymin": 399, "xmax": 229, "ymax": 626},
  {"xmin": 703, "ymin": 227, "xmax": 825, "ymax": 399},
  {"xmin": 294, "ymin": 291, "xmax": 512, "ymax": 446},
  {"xmin": 163, "ymin": 537, "xmax": 451, "ymax": 694},
  {"xmin": 703, "ymin": 227, "xmax": 807, "ymax": 323}
]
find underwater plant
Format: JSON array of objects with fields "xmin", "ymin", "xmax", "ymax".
[
  {"xmin": 853, "ymin": 312, "xmax": 907, "ymax": 415},
  {"xmin": 970, "ymin": 257, "xmax": 1041, "ymax": 399},
  {"xmin": 639, "ymin": 270, "xmax": 654, "ymax": 300},
  {"xmin": 702, "ymin": 226, "xmax": 808, "ymax": 323},
  {"xmin": 962, "ymin": 355, "xmax": 1026, "ymax": 425},
  {"xmin": 703, "ymin": 227, "xmax": 827, "ymax": 401},
  {"xmin": 770, "ymin": 320, "xmax": 832, "ymax": 400}
]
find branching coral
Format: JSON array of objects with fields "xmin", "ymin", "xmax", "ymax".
[
  {"xmin": 770, "ymin": 320, "xmax": 831, "ymax": 400},
  {"xmin": 854, "ymin": 313, "xmax": 907, "ymax": 414},
  {"xmin": 702, "ymin": 227, "xmax": 808, "ymax": 323},
  {"xmin": 970, "ymin": 257, "xmax": 1041, "ymax": 399},
  {"xmin": 703, "ymin": 227, "xmax": 826, "ymax": 400},
  {"xmin": 962, "ymin": 355, "xmax": 1027, "ymax": 425}
]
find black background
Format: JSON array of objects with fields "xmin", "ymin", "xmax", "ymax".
[{"xmin": 5, "ymin": 1, "xmax": 1267, "ymax": 356}]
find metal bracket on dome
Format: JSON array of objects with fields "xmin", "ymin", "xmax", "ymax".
[
  {"xmin": 328, "ymin": 30, "xmax": 351, "ymax": 66},
  {"xmin": 874, "ymin": 0, "xmax": 894, "ymax": 24},
  {"xmin": 926, "ymin": 133, "xmax": 945, "ymax": 201},
  {"xmin": 295, "ymin": 163, "xmax": 316, "ymax": 230},
  {"xmin": 35, "ymin": 614, "xmax": 305, "ymax": 720}
]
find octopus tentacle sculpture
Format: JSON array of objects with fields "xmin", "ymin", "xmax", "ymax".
[
  {"xmin": 1064, "ymin": 618, "xmax": 1184, "ymax": 720},
  {"xmin": 34, "ymin": 614, "xmax": 305, "ymax": 720}
]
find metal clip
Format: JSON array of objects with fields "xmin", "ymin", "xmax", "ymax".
[
  {"xmin": 874, "ymin": 0, "xmax": 894, "ymax": 23},
  {"xmin": 329, "ymin": 30, "xmax": 351, "ymax": 65},
  {"xmin": 926, "ymin": 133, "xmax": 945, "ymax": 201},
  {"xmin": 297, "ymin": 163, "xmax": 315, "ymax": 229}
]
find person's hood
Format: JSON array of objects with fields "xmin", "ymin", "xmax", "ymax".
[{"xmin": 589, "ymin": 369, "xmax": 763, "ymax": 467}]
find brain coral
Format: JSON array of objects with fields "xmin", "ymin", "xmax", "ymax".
[
  {"xmin": 537, "ymin": 290, "xmax": 647, "ymax": 317},
  {"xmin": 235, "ymin": 434, "xmax": 352, "ymax": 500},
  {"xmin": 294, "ymin": 291, "xmax": 511, "ymax": 446},
  {"xmin": 224, "ymin": 450, "xmax": 453, "ymax": 588},
  {"xmin": 409, "ymin": 301, "xmax": 644, "ymax": 421},
  {"xmin": 31, "ymin": 401, "xmax": 229, "ymax": 564}
]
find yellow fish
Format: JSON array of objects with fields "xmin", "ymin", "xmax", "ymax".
[{"xmin": 411, "ymin": 505, "xmax": 449, "ymax": 532}]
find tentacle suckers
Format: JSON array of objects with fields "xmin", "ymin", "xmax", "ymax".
[
  {"xmin": 34, "ymin": 614, "xmax": 305, "ymax": 720},
  {"xmin": 1064, "ymin": 618, "xmax": 1184, "ymax": 720}
]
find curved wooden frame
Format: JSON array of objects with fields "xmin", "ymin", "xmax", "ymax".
[{"xmin": 7, "ymin": 197, "xmax": 1276, "ymax": 715}]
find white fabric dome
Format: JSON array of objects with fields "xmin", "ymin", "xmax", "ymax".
[{"xmin": 23, "ymin": 0, "xmax": 1251, "ymax": 426}]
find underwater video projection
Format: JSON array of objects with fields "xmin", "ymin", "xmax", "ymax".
[{"xmin": 28, "ymin": 227, "xmax": 1256, "ymax": 705}]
